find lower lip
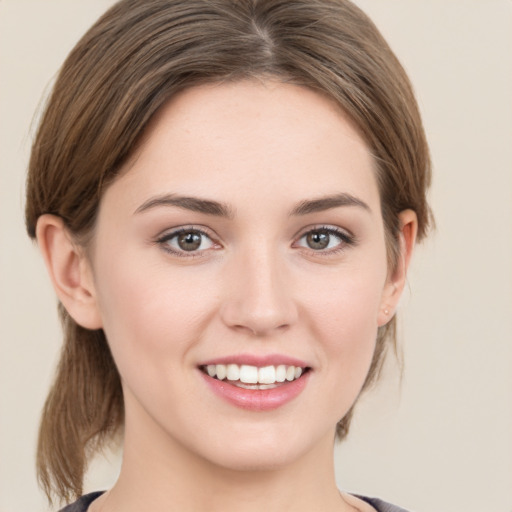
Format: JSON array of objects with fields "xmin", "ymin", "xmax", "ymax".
[{"xmin": 200, "ymin": 371, "xmax": 310, "ymax": 411}]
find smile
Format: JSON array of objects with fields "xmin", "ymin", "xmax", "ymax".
[
  {"xmin": 200, "ymin": 364, "xmax": 308, "ymax": 389},
  {"xmin": 198, "ymin": 360, "xmax": 311, "ymax": 411}
]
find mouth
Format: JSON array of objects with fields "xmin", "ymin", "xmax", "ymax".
[{"xmin": 199, "ymin": 363, "xmax": 310, "ymax": 390}]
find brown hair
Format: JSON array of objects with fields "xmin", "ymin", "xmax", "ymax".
[{"xmin": 25, "ymin": 0, "xmax": 431, "ymax": 503}]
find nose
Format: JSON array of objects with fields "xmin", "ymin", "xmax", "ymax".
[{"xmin": 220, "ymin": 245, "xmax": 298, "ymax": 337}]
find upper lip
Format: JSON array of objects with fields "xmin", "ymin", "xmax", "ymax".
[{"xmin": 198, "ymin": 353, "xmax": 310, "ymax": 368}]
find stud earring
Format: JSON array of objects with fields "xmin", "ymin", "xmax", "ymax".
[{"xmin": 384, "ymin": 309, "xmax": 390, "ymax": 315}]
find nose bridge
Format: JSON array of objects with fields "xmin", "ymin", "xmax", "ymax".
[{"xmin": 221, "ymin": 238, "xmax": 297, "ymax": 336}]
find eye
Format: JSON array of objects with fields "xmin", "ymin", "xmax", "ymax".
[
  {"xmin": 157, "ymin": 228, "xmax": 217, "ymax": 256},
  {"xmin": 295, "ymin": 227, "xmax": 354, "ymax": 252}
]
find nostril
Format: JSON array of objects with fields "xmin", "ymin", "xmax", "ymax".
[
  {"xmin": 219, "ymin": 269, "xmax": 299, "ymax": 335},
  {"xmin": 231, "ymin": 322, "xmax": 291, "ymax": 337}
]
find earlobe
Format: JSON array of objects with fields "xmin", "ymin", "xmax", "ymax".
[
  {"xmin": 378, "ymin": 209, "xmax": 418, "ymax": 326},
  {"xmin": 36, "ymin": 214, "xmax": 103, "ymax": 330}
]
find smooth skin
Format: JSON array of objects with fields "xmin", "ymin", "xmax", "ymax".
[{"xmin": 37, "ymin": 81, "xmax": 417, "ymax": 512}]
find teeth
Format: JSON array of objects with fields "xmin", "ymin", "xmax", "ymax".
[
  {"xmin": 226, "ymin": 364, "xmax": 240, "ymax": 381},
  {"xmin": 239, "ymin": 365, "xmax": 258, "ymax": 384},
  {"xmin": 236, "ymin": 382, "xmax": 279, "ymax": 390},
  {"xmin": 258, "ymin": 366, "xmax": 275, "ymax": 384},
  {"xmin": 204, "ymin": 363, "xmax": 306, "ymax": 385},
  {"xmin": 216, "ymin": 364, "xmax": 227, "ymax": 381},
  {"xmin": 275, "ymin": 365, "xmax": 286, "ymax": 382}
]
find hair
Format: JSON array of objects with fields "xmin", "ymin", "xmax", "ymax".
[{"xmin": 25, "ymin": 0, "xmax": 431, "ymax": 504}]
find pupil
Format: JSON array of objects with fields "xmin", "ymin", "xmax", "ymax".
[
  {"xmin": 178, "ymin": 232, "xmax": 201, "ymax": 251},
  {"xmin": 307, "ymin": 231, "xmax": 329, "ymax": 250}
]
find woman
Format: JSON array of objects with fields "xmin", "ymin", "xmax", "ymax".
[{"xmin": 25, "ymin": 1, "xmax": 431, "ymax": 511}]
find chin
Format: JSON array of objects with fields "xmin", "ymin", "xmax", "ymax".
[
  {"xmin": 202, "ymin": 447, "xmax": 302, "ymax": 474},
  {"xmin": 189, "ymin": 422, "xmax": 334, "ymax": 474}
]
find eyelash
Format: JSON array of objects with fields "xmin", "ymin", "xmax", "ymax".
[
  {"xmin": 294, "ymin": 225, "xmax": 356, "ymax": 255},
  {"xmin": 156, "ymin": 226, "xmax": 219, "ymax": 258},
  {"xmin": 155, "ymin": 225, "xmax": 356, "ymax": 258}
]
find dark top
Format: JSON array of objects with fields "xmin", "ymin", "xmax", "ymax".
[{"xmin": 59, "ymin": 491, "xmax": 412, "ymax": 512}]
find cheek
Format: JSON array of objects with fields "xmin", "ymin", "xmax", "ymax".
[
  {"xmin": 93, "ymin": 251, "xmax": 218, "ymax": 373},
  {"xmin": 301, "ymin": 262, "xmax": 387, "ymax": 384},
  {"xmin": 305, "ymin": 257, "xmax": 386, "ymax": 330}
]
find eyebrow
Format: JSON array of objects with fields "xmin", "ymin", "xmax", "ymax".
[
  {"xmin": 134, "ymin": 192, "xmax": 370, "ymax": 218},
  {"xmin": 290, "ymin": 193, "xmax": 371, "ymax": 216},
  {"xmin": 134, "ymin": 194, "xmax": 234, "ymax": 218}
]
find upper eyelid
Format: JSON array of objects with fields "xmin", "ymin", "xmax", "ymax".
[
  {"xmin": 293, "ymin": 224, "xmax": 354, "ymax": 241},
  {"xmin": 156, "ymin": 225, "xmax": 218, "ymax": 241},
  {"xmin": 293, "ymin": 226, "xmax": 357, "ymax": 255},
  {"xmin": 155, "ymin": 227, "xmax": 220, "ymax": 258},
  {"xmin": 153, "ymin": 224, "xmax": 355, "ymax": 249},
  {"xmin": 296, "ymin": 229, "xmax": 365, "ymax": 254}
]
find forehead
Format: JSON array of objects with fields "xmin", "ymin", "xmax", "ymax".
[{"xmin": 106, "ymin": 80, "xmax": 379, "ymax": 214}]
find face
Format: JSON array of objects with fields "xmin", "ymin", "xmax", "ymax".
[{"xmin": 86, "ymin": 81, "xmax": 400, "ymax": 471}]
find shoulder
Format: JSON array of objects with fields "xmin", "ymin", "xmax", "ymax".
[
  {"xmin": 356, "ymin": 494, "xmax": 413, "ymax": 512},
  {"xmin": 59, "ymin": 491, "xmax": 105, "ymax": 512},
  {"xmin": 61, "ymin": 490, "xmax": 412, "ymax": 512}
]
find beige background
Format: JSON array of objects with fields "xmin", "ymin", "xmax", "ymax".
[{"xmin": 1, "ymin": 1, "xmax": 511, "ymax": 511}]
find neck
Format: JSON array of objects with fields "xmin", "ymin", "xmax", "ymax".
[{"xmin": 95, "ymin": 403, "xmax": 352, "ymax": 512}]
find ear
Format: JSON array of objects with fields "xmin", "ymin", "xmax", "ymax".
[
  {"xmin": 36, "ymin": 214, "xmax": 103, "ymax": 329},
  {"xmin": 378, "ymin": 209, "xmax": 418, "ymax": 326}
]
